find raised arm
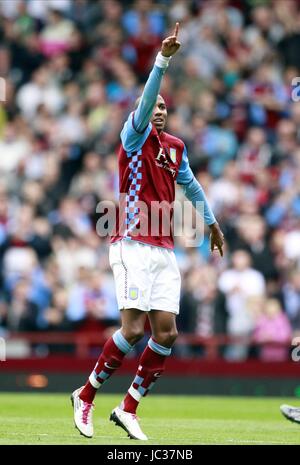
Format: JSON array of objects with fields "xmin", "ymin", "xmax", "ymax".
[
  {"xmin": 134, "ymin": 22, "xmax": 180, "ymax": 132},
  {"xmin": 121, "ymin": 23, "xmax": 181, "ymax": 152}
]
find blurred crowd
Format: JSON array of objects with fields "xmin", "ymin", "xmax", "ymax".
[{"xmin": 0, "ymin": 0, "xmax": 300, "ymax": 361}]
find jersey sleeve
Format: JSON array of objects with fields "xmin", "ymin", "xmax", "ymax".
[
  {"xmin": 120, "ymin": 112, "xmax": 152, "ymax": 153},
  {"xmin": 176, "ymin": 144, "xmax": 194, "ymax": 185},
  {"xmin": 177, "ymin": 145, "xmax": 216, "ymax": 226}
]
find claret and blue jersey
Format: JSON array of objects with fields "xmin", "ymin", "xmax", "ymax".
[{"xmin": 110, "ymin": 59, "xmax": 216, "ymax": 250}]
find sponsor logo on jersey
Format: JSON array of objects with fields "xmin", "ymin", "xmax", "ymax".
[
  {"xmin": 156, "ymin": 147, "xmax": 167, "ymax": 162},
  {"xmin": 155, "ymin": 146, "xmax": 177, "ymax": 177}
]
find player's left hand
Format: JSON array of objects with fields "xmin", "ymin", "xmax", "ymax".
[
  {"xmin": 209, "ymin": 222, "xmax": 225, "ymax": 257},
  {"xmin": 161, "ymin": 22, "xmax": 181, "ymax": 57}
]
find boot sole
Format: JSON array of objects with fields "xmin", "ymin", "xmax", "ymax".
[{"xmin": 281, "ymin": 408, "xmax": 300, "ymax": 425}]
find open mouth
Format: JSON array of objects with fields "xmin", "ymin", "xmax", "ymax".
[{"xmin": 153, "ymin": 118, "xmax": 164, "ymax": 123}]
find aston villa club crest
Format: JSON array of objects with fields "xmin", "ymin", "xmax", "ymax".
[
  {"xmin": 129, "ymin": 287, "xmax": 139, "ymax": 300},
  {"xmin": 170, "ymin": 148, "xmax": 176, "ymax": 163}
]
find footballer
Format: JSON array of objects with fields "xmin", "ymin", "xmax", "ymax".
[{"xmin": 71, "ymin": 22, "xmax": 224, "ymax": 440}]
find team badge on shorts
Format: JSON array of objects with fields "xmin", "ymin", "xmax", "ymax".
[
  {"xmin": 170, "ymin": 148, "xmax": 176, "ymax": 163},
  {"xmin": 129, "ymin": 287, "xmax": 139, "ymax": 300}
]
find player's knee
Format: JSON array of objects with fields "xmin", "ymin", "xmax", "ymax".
[
  {"xmin": 122, "ymin": 327, "xmax": 145, "ymax": 346},
  {"xmin": 155, "ymin": 329, "xmax": 178, "ymax": 348}
]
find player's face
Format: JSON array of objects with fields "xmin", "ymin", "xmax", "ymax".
[{"xmin": 151, "ymin": 96, "xmax": 167, "ymax": 133}]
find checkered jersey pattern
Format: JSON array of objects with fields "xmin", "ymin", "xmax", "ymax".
[{"xmin": 125, "ymin": 149, "xmax": 142, "ymax": 234}]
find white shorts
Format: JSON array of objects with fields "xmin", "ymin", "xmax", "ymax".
[{"xmin": 109, "ymin": 240, "xmax": 181, "ymax": 314}]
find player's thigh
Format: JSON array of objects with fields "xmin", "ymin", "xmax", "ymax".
[
  {"xmin": 149, "ymin": 249, "xmax": 181, "ymax": 315},
  {"xmin": 109, "ymin": 240, "xmax": 152, "ymax": 311}
]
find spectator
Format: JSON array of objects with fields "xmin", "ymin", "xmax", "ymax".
[
  {"xmin": 5, "ymin": 278, "xmax": 39, "ymax": 331},
  {"xmin": 44, "ymin": 286, "xmax": 72, "ymax": 331},
  {"xmin": 253, "ymin": 298, "xmax": 292, "ymax": 361},
  {"xmin": 179, "ymin": 265, "xmax": 227, "ymax": 357},
  {"xmin": 237, "ymin": 127, "xmax": 272, "ymax": 183},
  {"xmin": 218, "ymin": 250, "xmax": 266, "ymax": 360},
  {"xmin": 39, "ymin": 8, "xmax": 76, "ymax": 58},
  {"xmin": 67, "ymin": 268, "xmax": 119, "ymax": 327},
  {"xmin": 283, "ymin": 269, "xmax": 300, "ymax": 334}
]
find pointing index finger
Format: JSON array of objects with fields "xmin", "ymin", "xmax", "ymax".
[{"xmin": 174, "ymin": 22, "xmax": 179, "ymax": 38}]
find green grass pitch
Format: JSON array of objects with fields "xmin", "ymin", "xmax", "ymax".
[{"xmin": 1, "ymin": 393, "xmax": 300, "ymax": 445}]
